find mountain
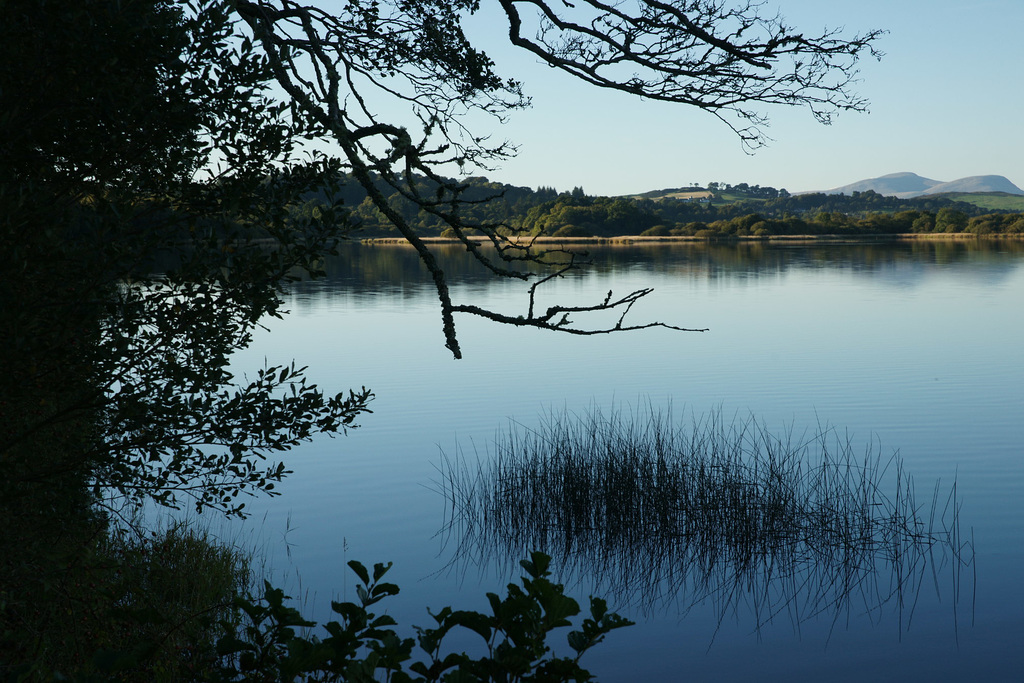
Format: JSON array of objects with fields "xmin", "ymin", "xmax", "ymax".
[
  {"xmin": 824, "ymin": 172, "xmax": 941, "ymax": 198},
  {"xmin": 822, "ymin": 172, "xmax": 1024, "ymax": 199},
  {"xmin": 922, "ymin": 175, "xmax": 1024, "ymax": 196}
]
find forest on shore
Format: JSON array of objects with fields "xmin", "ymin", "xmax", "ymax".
[{"xmin": 297, "ymin": 175, "xmax": 1024, "ymax": 239}]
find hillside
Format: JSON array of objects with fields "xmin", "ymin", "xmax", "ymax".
[
  {"xmin": 924, "ymin": 176, "xmax": 1024, "ymax": 196},
  {"xmin": 824, "ymin": 172, "xmax": 941, "ymax": 198},
  {"xmin": 932, "ymin": 192, "xmax": 1024, "ymax": 212},
  {"xmin": 823, "ymin": 172, "xmax": 1023, "ymax": 199}
]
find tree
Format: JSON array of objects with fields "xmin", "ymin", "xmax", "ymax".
[
  {"xmin": 1, "ymin": 0, "xmax": 371, "ymax": 518},
  {"xmin": 235, "ymin": 0, "xmax": 881, "ymax": 357},
  {"xmin": 935, "ymin": 207, "xmax": 969, "ymax": 233},
  {"xmin": 910, "ymin": 212, "xmax": 936, "ymax": 233}
]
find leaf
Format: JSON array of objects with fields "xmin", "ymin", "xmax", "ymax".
[
  {"xmin": 567, "ymin": 630, "xmax": 589, "ymax": 653},
  {"xmin": 369, "ymin": 615, "xmax": 398, "ymax": 629},
  {"xmin": 446, "ymin": 609, "xmax": 494, "ymax": 641},
  {"xmin": 348, "ymin": 559, "xmax": 370, "ymax": 585},
  {"xmin": 216, "ymin": 634, "xmax": 256, "ymax": 656},
  {"xmin": 371, "ymin": 581, "xmax": 400, "ymax": 599},
  {"xmin": 372, "ymin": 560, "xmax": 393, "ymax": 582}
]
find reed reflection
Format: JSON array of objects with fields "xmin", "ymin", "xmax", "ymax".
[{"xmin": 439, "ymin": 405, "xmax": 974, "ymax": 642}]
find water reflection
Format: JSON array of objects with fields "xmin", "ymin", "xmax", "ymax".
[
  {"xmin": 439, "ymin": 405, "xmax": 974, "ymax": 642},
  {"xmin": 287, "ymin": 239, "xmax": 1024, "ymax": 302}
]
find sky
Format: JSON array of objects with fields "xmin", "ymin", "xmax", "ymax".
[{"xmin": 449, "ymin": 0, "xmax": 1024, "ymax": 196}]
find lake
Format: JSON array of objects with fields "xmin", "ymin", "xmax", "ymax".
[{"xmin": 226, "ymin": 239, "xmax": 1023, "ymax": 681}]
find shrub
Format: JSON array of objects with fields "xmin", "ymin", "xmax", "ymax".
[
  {"xmin": 1, "ymin": 521, "xmax": 250, "ymax": 682},
  {"xmin": 551, "ymin": 224, "xmax": 591, "ymax": 238},
  {"xmin": 214, "ymin": 552, "xmax": 631, "ymax": 682},
  {"xmin": 639, "ymin": 225, "xmax": 670, "ymax": 236}
]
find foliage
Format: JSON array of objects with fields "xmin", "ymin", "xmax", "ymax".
[
  {"xmin": 1, "ymin": 0, "xmax": 371, "ymax": 518},
  {"xmin": 213, "ymin": 552, "xmax": 631, "ymax": 682},
  {"xmin": 5, "ymin": 525, "xmax": 629, "ymax": 682},
  {"xmin": 1, "ymin": 3, "xmax": 369, "ymax": 674},
  {"xmin": 934, "ymin": 207, "xmax": 969, "ymax": 233},
  {"xmin": 966, "ymin": 212, "xmax": 1024, "ymax": 235},
  {"xmin": 302, "ymin": 174, "xmax": 1024, "ymax": 239},
  {"xmin": 0, "ymin": 521, "xmax": 250, "ymax": 682}
]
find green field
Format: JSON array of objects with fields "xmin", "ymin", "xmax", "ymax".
[
  {"xmin": 932, "ymin": 192, "xmax": 1024, "ymax": 211},
  {"xmin": 717, "ymin": 191, "xmax": 768, "ymax": 203},
  {"xmin": 630, "ymin": 188, "xmax": 1024, "ymax": 214},
  {"xmin": 633, "ymin": 189, "xmax": 768, "ymax": 203}
]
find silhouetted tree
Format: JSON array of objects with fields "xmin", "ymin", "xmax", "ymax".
[{"xmin": 1, "ymin": 0, "xmax": 371, "ymax": 517}]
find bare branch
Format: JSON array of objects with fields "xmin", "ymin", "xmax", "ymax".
[
  {"xmin": 453, "ymin": 288, "xmax": 709, "ymax": 335},
  {"xmin": 497, "ymin": 0, "xmax": 884, "ymax": 148},
  {"xmin": 235, "ymin": 0, "xmax": 881, "ymax": 356}
]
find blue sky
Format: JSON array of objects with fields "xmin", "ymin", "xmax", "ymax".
[{"xmin": 456, "ymin": 0, "xmax": 1024, "ymax": 196}]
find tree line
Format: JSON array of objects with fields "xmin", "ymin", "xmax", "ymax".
[{"xmin": 297, "ymin": 176, "xmax": 1024, "ymax": 238}]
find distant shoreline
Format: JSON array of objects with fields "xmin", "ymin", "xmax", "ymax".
[{"xmin": 361, "ymin": 233, "xmax": 1023, "ymax": 246}]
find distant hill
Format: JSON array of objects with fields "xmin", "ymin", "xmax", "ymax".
[
  {"xmin": 824, "ymin": 172, "xmax": 941, "ymax": 198},
  {"xmin": 822, "ymin": 172, "xmax": 1024, "ymax": 199},
  {"xmin": 925, "ymin": 176, "xmax": 1024, "ymax": 196},
  {"xmin": 931, "ymin": 192, "xmax": 1024, "ymax": 212}
]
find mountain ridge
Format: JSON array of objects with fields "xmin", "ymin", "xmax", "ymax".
[{"xmin": 820, "ymin": 172, "xmax": 1024, "ymax": 199}]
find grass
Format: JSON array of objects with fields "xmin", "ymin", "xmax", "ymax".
[
  {"xmin": 440, "ymin": 404, "xmax": 973, "ymax": 637},
  {"xmin": 0, "ymin": 359, "xmax": 255, "ymax": 681},
  {"xmin": 933, "ymin": 192, "xmax": 1024, "ymax": 211},
  {"xmin": 715, "ymin": 191, "xmax": 768, "ymax": 204},
  {"xmin": 1, "ymin": 511, "xmax": 253, "ymax": 682}
]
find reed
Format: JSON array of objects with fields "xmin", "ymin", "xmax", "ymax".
[{"xmin": 439, "ymin": 404, "xmax": 972, "ymax": 637}]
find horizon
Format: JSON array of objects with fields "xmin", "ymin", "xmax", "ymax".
[{"xmin": 459, "ymin": 170, "xmax": 1024, "ymax": 199}]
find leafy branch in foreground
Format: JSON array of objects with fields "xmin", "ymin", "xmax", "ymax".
[{"xmin": 213, "ymin": 552, "xmax": 632, "ymax": 682}]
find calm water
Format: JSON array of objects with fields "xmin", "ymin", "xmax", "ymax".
[{"xmin": 226, "ymin": 240, "xmax": 1023, "ymax": 681}]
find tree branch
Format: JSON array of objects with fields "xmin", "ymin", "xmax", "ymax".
[{"xmin": 236, "ymin": 0, "xmax": 881, "ymax": 357}]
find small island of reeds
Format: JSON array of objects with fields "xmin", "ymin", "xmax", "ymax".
[{"xmin": 440, "ymin": 404, "xmax": 973, "ymax": 638}]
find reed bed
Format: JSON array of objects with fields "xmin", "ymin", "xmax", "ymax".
[{"xmin": 439, "ymin": 404, "xmax": 972, "ymax": 638}]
